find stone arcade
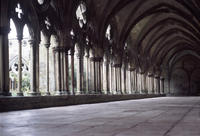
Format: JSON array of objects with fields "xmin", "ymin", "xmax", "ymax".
[
  {"xmin": 1, "ymin": 0, "xmax": 200, "ymax": 108},
  {"xmin": 0, "ymin": 0, "xmax": 200, "ymax": 135}
]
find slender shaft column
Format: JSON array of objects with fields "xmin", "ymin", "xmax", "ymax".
[
  {"xmin": 76, "ymin": 46, "xmax": 83, "ymax": 95},
  {"xmin": 115, "ymin": 67, "xmax": 119, "ymax": 94},
  {"xmin": 140, "ymin": 73, "xmax": 144, "ymax": 94},
  {"xmin": 95, "ymin": 61, "xmax": 98, "ymax": 93},
  {"xmin": 151, "ymin": 76, "xmax": 155, "ymax": 94},
  {"xmin": 98, "ymin": 60, "xmax": 102, "ymax": 94},
  {"xmin": 65, "ymin": 52, "xmax": 69, "ymax": 94},
  {"xmin": 131, "ymin": 70, "xmax": 135, "ymax": 93},
  {"xmin": 55, "ymin": 49, "xmax": 62, "ymax": 95},
  {"xmin": 96, "ymin": 60, "xmax": 100, "ymax": 94},
  {"xmin": 0, "ymin": 28, "xmax": 11, "ymax": 95},
  {"xmin": 43, "ymin": 43, "xmax": 50, "ymax": 95},
  {"xmin": 138, "ymin": 73, "xmax": 141, "ymax": 94},
  {"xmin": 128, "ymin": 70, "xmax": 132, "ymax": 94},
  {"xmin": 90, "ymin": 58, "xmax": 96, "ymax": 94},
  {"xmin": 130, "ymin": 71, "xmax": 133, "ymax": 94},
  {"xmin": 144, "ymin": 74, "xmax": 147, "ymax": 93},
  {"xmin": 143, "ymin": 74, "xmax": 147, "ymax": 94},
  {"xmin": 160, "ymin": 78, "xmax": 165, "ymax": 94},
  {"xmin": 114, "ymin": 66, "xmax": 117, "ymax": 94},
  {"xmin": 36, "ymin": 43, "xmax": 40, "ymax": 95},
  {"xmin": 17, "ymin": 38, "xmax": 23, "ymax": 96},
  {"xmin": 134, "ymin": 71, "xmax": 137, "ymax": 93},
  {"xmin": 103, "ymin": 55, "xmax": 110, "ymax": 94},
  {"xmin": 81, "ymin": 52, "xmax": 85, "ymax": 94},
  {"xmin": 124, "ymin": 66, "xmax": 127, "ymax": 94},
  {"xmin": 119, "ymin": 67, "xmax": 122, "ymax": 94},
  {"xmin": 134, "ymin": 70, "xmax": 138, "ymax": 94},
  {"xmin": 53, "ymin": 50, "xmax": 57, "ymax": 93},
  {"xmin": 147, "ymin": 75, "xmax": 152, "ymax": 94},
  {"xmin": 130, "ymin": 70, "xmax": 135, "ymax": 94},
  {"xmin": 154, "ymin": 76, "xmax": 158, "ymax": 94},
  {"xmin": 157, "ymin": 76, "xmax": 161, "ymax": 94},
  {"xmin": 0, "ymin": 34, "xmax": 4, "ymax": 95},
  {"xmin": 0, "ymin": 1, "xmax": 11, "ymax": 96},
  {"xmin": 61, "ymin": 52, "xmax": 64, "ymax": 93},
  {"xmin": 121, "ymin": 64, "xmax": 126, "ymax": 94},
  {"xmin": 168, "ymin": 78, "xmax": 171, "ymax": 94},
  {"xmin": 70, "ymin": 48, "xmax": 75, "ymax": 95},
  {"xmin": 109, "ymin": 63, "xmax": 113, "ymax": 94},
  {"xmin": 46, "ymin": 47, "xmax": 50, "ymax": 95},
  {"xmin": 85, "ymin": 49, "xmax": 90, "ymax": 94}
]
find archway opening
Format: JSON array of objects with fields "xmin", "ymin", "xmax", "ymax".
[{"xmin": 8, "ymin": 19, "xmax": 31, "ymax": 96}]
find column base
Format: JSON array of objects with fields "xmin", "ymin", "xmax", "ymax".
[
  {"xmin": 61, "ymin": 90, "xmax": 67, "ymax": 95},
  {"xmin": 96, "ymin": 90, "xmax": 102, "ymax": 94},
  {"xmin": 75, "ymin": 91, "xmax": 85, "ymax": 95},
  {"xmin": 44, "ymin": 92, "xmax": 51, "ymax": 96},
  {"xmin": 88, "ymin": 90, "xmax": 97, "ymax": 95},
  {"xmin": 17, "ymin": 92, "xmax": 24, "ymax": 96},
  {"xmin": 0, "ymin": 92, "xmax": 12, "ymax": 96},
  {"xmin": 116, "ymin": 91, "xmax": 122, "ymax": 95},
  {"xmin": 28, "ymin": 92, "xmax": 41, "ymax": 96},
  {"xmin": 106, "ymin": 91, "xmax": 111, "ymax": 95},
  {"xmin": 55, "ymin": 91, "xmax": 62, "ymax": 95},
  {"xmin": 63, "ymin": 90, "xmax": 71, "ymax": 95}
]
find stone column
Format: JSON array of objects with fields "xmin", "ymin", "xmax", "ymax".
[
  {"xmin": 85, "ymin": 48, "xmax": 90, "ymax": 94},
  {"xmin": 62, "ymin": 52, "xmax": 65, "ymax": 94},
  {"xmin": 36, "ymin": 42, "xmax": 40, "ymax": 95},
  {"xmin": 53, "ymin": 49, "xmax": 57, "ymax": 92},
  {"xmin": 29, "ymin": 39, "xmax": 40, "ymax": 96},
  {"xmin": 119, "ymin": 66, "xmax": 122, "ymax": 94},
  {"xmin": 55, "ymin": 48, "xmax": 62, "ymax": 95},
  {"xmin": 135, "ymin": 71, "xmax": 138, "ymax": 94},
  {"xmin": 151, "ymin": 76, "xmax": 155, "ymax": 94},
  {"xmin": 160, "ymin": 78, "xmax": 165, "ymax": 94},
  {"xmin": 140, "ymin": 73, "xmax": 145, "ymax": 94},
  {"xmin": 90, "ymin": 58, "xmax": 95, "ymax": 94},
  {"xmin": 95, "ymin": 60, "xmax": 99, "ymax": 93},
  {"xmin": 130, "ymin": 70, "xmax": 133, "ymax": 94},
  {"xmin": 70, "ymin": 48, "xmax": 75, "ymax": 95},
  {"xmin": 0, "ymin": 1, "xmax": 11, "ymax": 96},
  {"xmin": 45, "ymin": 44, "xmax": 50, "ymax": 95},
  {"xmin": 121, "ymin": 64, "xmax": 126, "ymax": 94},
  {"xmin": 97, "ymin": 59, "xmax": 102, "ymax": 94},
  {"xmin": 133, "ymin": 70, "xmax": 137, "ymax": 94},
  {"xmin": 154, "ymin": 76, "xmax": 158, "ymax": 94},
  {"xmin": 114, "ymin": 66, "xmax": 117, "ymax": 94},
  {"xmin": 134, "ymin": 70, "xmax": 137, "ymax": 93},
  {"xmin": 130, "ymin": 69, "xmax": 135, "ymax": 94},
  {"xmin": 64, "ymin": 52, "xmax": 70, "ymax": 94},
  {"xmin": 76, "ymin": 45, "xmax": 83, "ymax": 94},
  {"xmin": 156, "ymin": 76, "xmax": 161, "ymax": 94},
  {"xmin": 17, "ymin": 37, "xmax": 23, "ymax": 96},
  {"xmin": 109, "ymin": 62, "xmax": 113, "ymax": 94},
  {"xmin": 103, "ymin": 54, "xmax": 110, "ymax": 94},
  {"xmin": 147, "ymin": 75, "xmax": 152, "ymax": 94},
  {"xmin": 128, "ymin": 69, "xmax": 132, "ymax": 94},
  {"xmin": 144, "ymin": 74, "xmax": 147, "ymax": 93},
  {"xmin": 0, "ymin": 27, "xmax": 10, "ymax": 96},
  {"xmin": 136, "ymin": 72, "xmax": 139, "ymax": 94}
]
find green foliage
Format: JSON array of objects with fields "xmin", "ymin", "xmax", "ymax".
[
  {"xmin": 10, "ymin": 71, "xmax": 30, "ymax": 94},
  {"xmin": 21, "ymin": 73, "xmax": 30, "ymax": 92}
]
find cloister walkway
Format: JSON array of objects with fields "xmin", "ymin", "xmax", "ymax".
[{"xmin": 1, "ymin": 97, "xmax": 200, "ymax": 136}]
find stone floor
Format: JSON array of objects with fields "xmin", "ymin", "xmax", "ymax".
[{"xmin": 0, "ymin": 97, "xmax": 200, "ymax": 136}]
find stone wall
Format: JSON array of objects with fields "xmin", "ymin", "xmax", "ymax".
[{"xmin": 0, "ymin": 94, "xmax": 165, "ymax": 112}]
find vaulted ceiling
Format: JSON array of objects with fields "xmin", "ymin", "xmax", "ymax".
[{"xmin": 8, "ymin": 0, "xmax": 200, "ymax": 77}]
